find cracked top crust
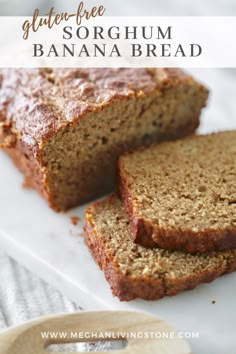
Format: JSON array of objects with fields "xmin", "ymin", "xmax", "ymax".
[{"xmin": 0, "ymin": 68, "xmax": 193, "ymax": 153}]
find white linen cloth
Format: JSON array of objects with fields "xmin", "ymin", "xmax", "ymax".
[{"xmin": 0, "ymin": 251, "xmax": 115, "ymax": 352}]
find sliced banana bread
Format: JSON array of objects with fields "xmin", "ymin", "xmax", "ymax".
[
  {"xmin": 84, "ymin": 195, "xmax": 236, "ymax": 301},
  {"xmin": 0, "ymin": 68, "xmax": 208, "ymax": 211},
  {"xmin": 118, "ymin": 130, "xmax": 236, "ymax": 253}
]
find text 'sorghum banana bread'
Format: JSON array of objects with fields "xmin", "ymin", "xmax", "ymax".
[
  {"xmin": 0, "ymin": 68, "xmax": 208, "ymax": 211},
  {"xmin": 118, "ymin": 131, "xmax": 236, "ymax": 254},
  {"xmin": 84, "ymin": 195, "xmax": 236, "ymax": 301}
]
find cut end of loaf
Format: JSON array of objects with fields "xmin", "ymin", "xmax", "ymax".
[
  {"xmin": 0, "ymin": 68, "xmax": 208, "ymax": 211},
  {"xmin": 40, "ymin": 72, "xmax": 207, "ymax": 211}
]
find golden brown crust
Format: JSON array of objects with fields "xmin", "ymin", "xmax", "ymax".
[
  {"xmin": 0, "ymin": 68, "xmax": 206, "ymax": 154},
  {"xmin": 84, "ymin": 195, "xmax": 236, "ymax": 301},
  {"xmin": 117, "ymin": 131, "xmax": 236, "ymax": 254},
  {"xmin": 0, "ymin": 68, "xmax": 208, "ymax": 211}
]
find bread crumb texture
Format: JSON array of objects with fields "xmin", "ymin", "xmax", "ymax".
[
  {"xmin": 0, "ymin": 68, "xmax": 208, "ymax": 210},
  {"xmin": 84, "ymin": 196, "xmax": 236, "ymax": 301},
  {"xmin": 118, "ymin": 131, "xmax": 236, "ymax": 252}
]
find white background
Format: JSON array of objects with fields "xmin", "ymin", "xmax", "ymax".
[
  {"xmin": 0, "ymin": 0, "xmax": 236, "ymax": 16},
  {"xmin": 1, "ymin": 16, "xmax": 236, "ymax": 68}
]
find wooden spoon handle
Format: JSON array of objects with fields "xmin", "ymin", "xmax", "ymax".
[{"xmin": 0, "ymin": 311, "xmax": 191, "ymax": 354}]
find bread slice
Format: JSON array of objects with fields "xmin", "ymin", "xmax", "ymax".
[
  {"xmin": 0, "ymin": 68, "xmax": 208, "ymax": 211},
  {"xmin": 84, "ymin": 195, "xmax": 236, "ymax": 301},
  {"xmin": 118, "ymin": 130, "xmax": 236, "ymax": 253}
]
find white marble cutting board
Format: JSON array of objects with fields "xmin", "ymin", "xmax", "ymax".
[{"xmin": 0, "ymin": 69, "xmax": 236, "ymax": 354}]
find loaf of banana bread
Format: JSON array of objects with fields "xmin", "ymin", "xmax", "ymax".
[
  {"xmin": 118, "ymin": 131, "xmax": 236, "ymax": 253},
  {"xmin": 84, "ymin": 195, "xmax": 236, "ymax": 301},
  {"xmin": 0, "ymin": 68, "xmax": 208, "ymax": 211}
]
